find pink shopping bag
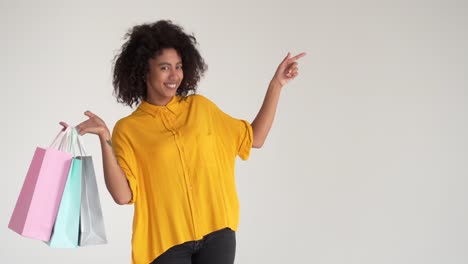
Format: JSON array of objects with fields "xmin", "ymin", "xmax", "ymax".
[{"xmin": 8, "ymin": 127, "xmax": 73, "ymax": 241}]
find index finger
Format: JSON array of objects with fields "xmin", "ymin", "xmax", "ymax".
[{"xmin": 290, "ymin": 52, "xmax": 307, "ymax": 61}]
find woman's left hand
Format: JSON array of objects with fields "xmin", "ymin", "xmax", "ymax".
[{"xmin": 271, "ymin": 52, "xmax": 306, "ymax": 87}]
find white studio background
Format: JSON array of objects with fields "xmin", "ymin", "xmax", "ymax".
[{"xmin": 1, "ymin": 0, "xmax": 467, "ymax": 263}]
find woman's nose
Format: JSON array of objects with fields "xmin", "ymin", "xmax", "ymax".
[{"xmin": 168, "ymin": 68, "xmax": 177, "ymax": 78}]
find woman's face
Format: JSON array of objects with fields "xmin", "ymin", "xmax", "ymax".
[{"xmin": 146, "ymin": 48, "xmax": 183, "ymax": 106}]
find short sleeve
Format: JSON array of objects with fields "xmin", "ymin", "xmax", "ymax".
[
  {"xmin": 196, "ymin": 95, "xmax": 253, "ymax": 160},
  {"xmin": 112, "ymin": 120, "xmax": 138, "ymax": 204},
  {"xmin": 237, "ymin": 119, "xmax": 253, "ymax": 160}
]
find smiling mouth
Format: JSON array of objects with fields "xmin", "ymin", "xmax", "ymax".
[{"xmin": 164, "ymin": 83, "xmax": 178, "ymax": 89}]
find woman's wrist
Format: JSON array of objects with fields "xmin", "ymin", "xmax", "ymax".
[
  {"xmin": 98, "ymin": 128, "xmax": 111, "ymax": 141},
  {"xmin": 269, "ymin": 78, "xmax": 284, "ymax": 91}
]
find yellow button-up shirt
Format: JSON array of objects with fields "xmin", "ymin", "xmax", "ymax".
[{"xmin": 112, "ymin": 94, "xmax": 253, "ymax": 264}]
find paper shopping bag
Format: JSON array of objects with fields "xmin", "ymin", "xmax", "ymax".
[
  {"xmin": 79, "ymin": 156, "xmax": 107, "ymax": 246},
  {"xmin": 47, "ymin": 156, "xmax": 82, "ymax": 248},
  {"xmin": 8, "ymin": 129, "xmax": 73, "ymax": 241}
]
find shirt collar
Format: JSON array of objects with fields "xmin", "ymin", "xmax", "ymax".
[{"xmin": 137, "ymin": 96, "xmax": 182, "ymax": 117}]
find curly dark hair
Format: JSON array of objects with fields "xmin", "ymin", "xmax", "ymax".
[{"xmin": 112, "ymin": 20, "xmax": 207, "ymax": 107}]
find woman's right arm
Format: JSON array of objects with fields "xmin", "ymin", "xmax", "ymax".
[
  {"xmin": 97, "ymin": 128, "xmax": 132, "ymax": 205},
  {"xmin": 62, "ymin": 111, "xmax": 132, "ymax": 205}
]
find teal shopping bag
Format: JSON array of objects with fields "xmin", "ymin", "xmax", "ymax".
[{"xmin": 47, "ymin": 129, "xmax": 82, "ymax": 248}]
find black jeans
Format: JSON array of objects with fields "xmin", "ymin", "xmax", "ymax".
[{"xmin": 151, "ymin": 228, "xmax": 236, "ymax": 264}]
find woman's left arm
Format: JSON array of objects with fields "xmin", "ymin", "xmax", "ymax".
[{"xmin": 251, "ymin": 52, "xmax": 306, "ymax": 148}]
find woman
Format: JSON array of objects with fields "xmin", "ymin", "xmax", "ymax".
[{"xmin": 62, "ymin": 20, "xmax": 305, "ymax": 264}]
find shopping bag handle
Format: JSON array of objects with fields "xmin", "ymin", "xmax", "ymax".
[
  {"xmin": 49, "ymin": 126, "xmax": 88, "ymax": 156},
  {"xmin": 70, "ymin": 127, "xmax": 87, "ymax": 157},
  {"xmin": 74, "ymin": 128, "xmax": 88, "ymax": 156},
  {"xmin": 50, "ymin": 126, "xmax": 71, "ymax": 150}
]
